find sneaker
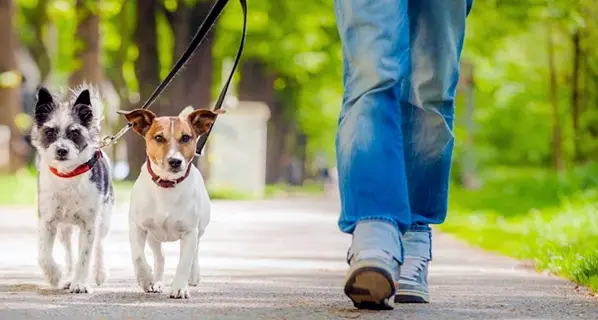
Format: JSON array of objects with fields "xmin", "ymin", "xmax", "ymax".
[
  {"xmin": 344, "ymin": 249, "xmax": 400, "ymax": 310},
  {"xmin": 395, "ymin": 255, "xmax": 429, "ymax": 303}
]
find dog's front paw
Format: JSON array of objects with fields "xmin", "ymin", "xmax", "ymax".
[
  {"xmin": 169, "ymin": 285, "xmax": 190, "ymax": 299},
  {"xmin": 137, "ymin": 275, "xmax": 160, "ymax": 293},
  {"xmin": 68, "ymin": 283, "xmax": 92, "ymax": 294},
  {"xmin": 145, "ymin": 281, "xmax": 164, "ymax": 293}
]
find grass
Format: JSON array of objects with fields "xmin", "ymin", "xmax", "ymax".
[
  {"xmin": 0, "ymin": 170, "xmax": 325, "ymax": 205},
  {"xmin": 442, "ymin": 164, "xmax": 598, "ymax": 292},
  {"xmin": 264, "ymin": 181, "xmax": 325, "ymax": 198},
  {"xmin": 0, "ymin": 170, "xmax": 134, "ymax": 206}
]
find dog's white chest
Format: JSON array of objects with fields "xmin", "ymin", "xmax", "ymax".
[
  {"xmin": 141, "ymin": 212, "xmax": 195, "ymax": 242},
  {"xmin": 38, "ymin": 172, "xmax": 100, "ymax": 224},
  {"xmin": 129, "ymin": 166, "xmax": 211, "ymax": 243}
]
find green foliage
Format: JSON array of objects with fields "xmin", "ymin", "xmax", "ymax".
[
  {"xmin": 213, "ymin": 0, "xmax": 341, "ymax": 162},
  {"xmin": 461, "ymin": 0, "xmax": 598, "ymax": 167},
  {"xmin": 442, "ymin": 165, "xmax": 598, "ymax": 292},
  {"xmin": 12, "ymin": 0, "xmax": 598, "ymax": 169}
]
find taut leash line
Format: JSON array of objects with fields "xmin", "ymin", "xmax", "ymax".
[
  {"xmin": 100, "ymin": 0, "xmax": 247, "ymax": 151},
  {"xmin": 195, "ymin": 0, "xmax": 247, "ymax": 156}
]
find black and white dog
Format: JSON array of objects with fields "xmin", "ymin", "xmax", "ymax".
[{"xmin": 30, "ymin": 86, "xmax": 114, "ymax": 293}]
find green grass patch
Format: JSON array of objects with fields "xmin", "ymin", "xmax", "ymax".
[
  {"xmin": 0, "ymin": 171, "xmax": 133, "ymax": 206},
  {"xmin": 264, "ymin": 181, "xmax": 324, "ymax": 198},
  {"xmin": 442, "ymin": 164, "xmax": 598, "ymax": 292},
  {"xmin": 0, "ymin": 170, "xmax": 325, "ymax": 204}
]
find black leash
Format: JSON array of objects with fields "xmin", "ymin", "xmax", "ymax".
[
  {"xmin": 196, "ymin": 0, "xmax": 247, "ymax": 156},
  {"xmin": 100, "ymin": 0, "xmax": 247, "ymax": 153}
]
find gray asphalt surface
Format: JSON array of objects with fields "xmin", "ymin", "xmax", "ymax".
[{"xmin": 0, "ymin": 198, "xmax": 597, "ymax": 319}]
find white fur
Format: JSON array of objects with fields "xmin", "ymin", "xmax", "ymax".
[
  {"xmin": 33, "ymin": 85, "xmax": 113, "ymax": 293},
  {"xmin": 128, "ymin": 160, "xmax": 210, "ymax": 299},
  {"xmin": 37, "ymin": 157, "xmax": 112, "ymax": 293}
]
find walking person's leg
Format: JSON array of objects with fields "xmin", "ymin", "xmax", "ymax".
[
  {"xmin": 396, "ymin": 0, "xmax": 474, "ymax": 304},
  {"xmin": 333, "ymin": 0, "xmax": 410, "ymax": 310}
]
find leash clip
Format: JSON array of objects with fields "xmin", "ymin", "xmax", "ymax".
[{"xmin": 99, "ymin": 123, "xmax": 133, "ymax": 149}]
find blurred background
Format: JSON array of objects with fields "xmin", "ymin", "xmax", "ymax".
[{"xmin": 1, "ymin": 0, "xmax": 598, "ymax": 294}]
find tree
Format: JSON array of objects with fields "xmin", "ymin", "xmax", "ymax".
[
  {"xmin": 163, "ymin": 0, "xmax": 215, "ymax": 176},
  {"xmin": 0, "ymin": 0, "xmax": 24, "ymax": 172},
  {"xmin": 571, "ymin": 30, "xmax": 581, "ymax": 161},
  {"xmin": 126, "ymin": 0, "xmax": 161, "ymax": 179},
  {"xmin": 547, "ymin": 23, "xmax": 564, "ymax": 171},
  {"xmin": 215, "ymin": 0, "xmax": 342, "ymax": 180},
  {"xmin": 69, "ymin": 0, "xmax": 102, "ymax": 87},
  {"xmin": 19, "ymin": 0, "xmax": 51, "ymax": 82},
  {"xmin": 238, "ymin": 59, "xmax": 281, "ymax": 183}
]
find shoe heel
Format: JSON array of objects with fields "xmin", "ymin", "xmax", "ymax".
[{"xmin": 344, "ymin": 266, "xmax": 395, "ymax": 310}]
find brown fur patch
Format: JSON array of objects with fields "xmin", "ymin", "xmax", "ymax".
[
  {"xmin": 145, "ymin": 117, "xmax": 172, "ymax": 165},
  {"xmin": 144, "ymin": 117, "xmax": 197, "ymax": 165}
]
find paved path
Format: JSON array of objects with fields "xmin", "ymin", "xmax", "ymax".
[{"xmin": 0, "ymin": 199, "xmax": 596, "ymax": 319}]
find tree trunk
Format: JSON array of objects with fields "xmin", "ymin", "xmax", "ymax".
[
  {"xmin": 105, "ymin": 0, "xmax": 132, "ymax": 161},
  {"xmin": 163, "ymin": 3, "xmax": 190, "ymax": 110},
  {"xmin": 69, "ymin": 0, "xmax": 102, "ymax": 87},
  {"xmin": 127, "ymin": 0, "xmax": 161, "ymax": 179},
  {"xmin": 239, "ymin": 59, "xmax": 289, "ymax": 184},
  {"xmin": 547, "ymin": 24, "xmax": 563, "ymax": 171},
  {"xmin": 0, "ymin": 0, "xmax": 24, "ymax": 172},
  {"xmin": 183, "ymin": 1, "xmax": 214, "ymax": 111},
  {"xmin": 22, "ymin": 0, "xmax": 51, "ymax": 82},
  {"xmin": 185, "ymin": 1, "xmax": 215, "ymax": 177},
  {"xmin": 571, "ymin": 30, "xmax": 582, "ymax": 162}
]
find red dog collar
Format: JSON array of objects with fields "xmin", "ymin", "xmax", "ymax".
[
  {"xmin": 146, "ymin": 158, "xmax": 192, "ymax": 188},
  {"xmin": 49, "ymin": 150, "xmax": 103, "ymax": 178}
]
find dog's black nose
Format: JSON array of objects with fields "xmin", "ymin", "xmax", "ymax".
[
  {"xmin": 168, "ymin": 158, "xmax": 182, "ymax": 169},
  {"xmin": 56, "ymin": 148, "xmax": 68, "ymax": 157}
]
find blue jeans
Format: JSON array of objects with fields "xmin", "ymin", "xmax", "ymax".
[{"xmin": 334, "ymin": 0, "xmax": 473, "ymax": 263}]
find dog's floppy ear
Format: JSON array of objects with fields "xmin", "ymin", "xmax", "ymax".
[
  {"xmin": 117, "ymin": 109, "xmax": 156, "ymax": 136},
  {"xmin": 34, "ymin": 87, "xmax": 56, "ymax": 126},
  {"xmin": 73, "ymin": 89, "xmax": 94, "ymax": 127},
  {"xmin": 187, "ymin": 109, "xmax": 225, "ymax": 136}
]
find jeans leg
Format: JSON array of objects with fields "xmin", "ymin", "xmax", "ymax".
[
  {"xmin": 334, "ymin": 0, "xmax": 410, "ymax": 262},
  {"xmin": 399, "ymin": 0, "xmax": 472, "ymax": 241}
]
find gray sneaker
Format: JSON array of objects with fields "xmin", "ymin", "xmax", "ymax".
[
  {"xmin": 344, "ymin": 249, "xmax": 400, "ymax": 310},
  {"xmin": 395, "ymin": 255, "xmax": 429, "ymax": 303}
]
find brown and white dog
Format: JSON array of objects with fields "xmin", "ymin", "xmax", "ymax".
[{"xmin": 118, "ymin": 107, "xmax": 223, "ymax": 299}]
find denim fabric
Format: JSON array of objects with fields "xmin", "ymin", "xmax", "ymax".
[
  {"xmin": 334, "ymin": 0, "xmax": 472, "ymax": 260},
  {"xmin": 348, "ymin": 220, "xmax": 403, "ymax": 264}
]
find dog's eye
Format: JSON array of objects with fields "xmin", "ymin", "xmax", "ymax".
[
  {"xmin": 154, "ymin": 135, "xmax": 165, "ymax": 143},
  {"xmin": 67, "ymin": 129, "xmax": 80, "ymax": 138},
  {"xmin": 180, "ymin": 135, "xmax": 192, "ymax": 143},
  {"xmin": 44, "ymin": 128, "xmax": 57, "ymax": 139}
]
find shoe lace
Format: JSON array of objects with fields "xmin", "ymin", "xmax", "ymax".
[{"xmin": 401, "ymin": 255, "xmax": 427, "ymax": 282}]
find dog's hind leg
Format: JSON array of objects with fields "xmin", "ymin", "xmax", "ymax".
[
  {"xmin": 169, "ymin": 229, "xmax": 198, "ymax": 299},
  {"xmin": 147, "ymin": 236, "xmax": 165, "ymax": 293},
  {"xmin": 188, "ymin": 235, "xmax": 200, "ymax": 286},
  {"xmin": 66, "ymin": 223, "xmax": 96, "ymax": 294},
  {"xmin": 58, "ymin": 225, "xmax": 74, "ymax": 277},
  {"xmin": 93, "ymin": 211, "xmax": 111, "ymax": 286}
]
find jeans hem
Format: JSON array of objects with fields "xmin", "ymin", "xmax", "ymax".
[
  {"xmin": 349, "ymin": 218, "xmax": 404, "ymax": 264},
  {"xmin": 356, "ymin": 216, "xmax": 401, "ymax": 233},
  {"xmin": 408, "ymin": 224, "xmax": 431, "ymax": 232}
]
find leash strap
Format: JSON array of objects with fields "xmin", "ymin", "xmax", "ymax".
[
  {"xmin": 196, "ymin": 0, "xmax": 247, "ymax": 156},
  {"xmin": 100, "ymin": 0, "xmax": 247, "ymax": 149}
]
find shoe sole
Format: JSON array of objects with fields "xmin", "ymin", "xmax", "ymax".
[
  {"xmin": 344, "ymin": 265, "xmax": 395, "ymax": 310},
  {"xmin": 395, "ymin": 289, "xmax": 429, "ymax": 304}
]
